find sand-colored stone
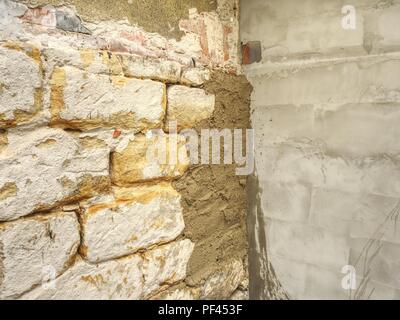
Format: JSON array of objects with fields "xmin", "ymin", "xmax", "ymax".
[
  {"xmin": 0, "ymin": 127, "xmax": 110, "ymax": 221},
  {"xmin": 181, "ymin": 68, "xmax": 211, "ymax": 86},
  {"xmin": 21, "ymin": 240, "xmax": 194, "ymax": 300},
  {"xmin": 50, "ymin": 66, "xmax": 166, "ymax": 131},
  {"xmin": 111, "ymin": 133, "xmax": 189, "ymax": 185},
  {"xmin": 166, "ymin": 85, "xmax": 215, "ymax": 130},
  {"xmin": 121, "ymin": 54, "xmax": 181, "ymax": 83},
  {"xmin": 0, "ymin": 211, "xmax": 80, "ymax": 299},
  {"xmin": 80, "ymin": 182, "xmax": 184, "ymax": 263},
  {"xmin": 0, "ymin": 42, "xmax": 43, "ymax": 128},
  {"xmin": 143, "ymin": 239, "xmax": 195, "ymax": 297},
  {"xmin": 201, "ymin": 259, "xmax": 244, "ymax": 299}
]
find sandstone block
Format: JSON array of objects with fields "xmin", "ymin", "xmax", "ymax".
[
  {"xmin": 22, "ymin": 240, "xmax": 194, "ymax": 300},
  {"xmin": 201, "ymin": 259, "xmax": 245, "ymax": 299},
  {"xmin": 0, "ymin": 127, "xmax": 109, "ymax": 221},
  {"xmin": 0, "ymin": 211, "xmax": 80, "ymax": 298},
  {"xmin": 151, "ymin": 286, "xmax": 200, "ymax": 300},
  {"xmin": 50, "ymin": 66, "xmax": 166, "ymax": 131},
  {"xmin": 121, "ymin": 54, "xmax": 181, "ymax": 83},
  {"xmin": 181, "ymin": 68, "xmax": 211, "ymax": 86},
  {"xmin": 166, "ymin": 85, "xmax": 215, "ymax": 130},
  {"xmin": 111, "ymin": 133, "xmax": 189, "ymax": 185},
  {"xmin": 80, "ymin": 182, "xmax": 184, "ymax": 263},
  {"xmin": 21, "ymin": 255, "xmax": 143, "ymax": 300},
  {"xmin": 0, "ymin": 43, "xmax": 43, "ymax": 128},
  {"xmin": 44, "ymin": 47, "xmax": 124, "ymax": 75},
  {"xmin": 143, "ymin": 239, "xmax": 194, "ymax": 297}
]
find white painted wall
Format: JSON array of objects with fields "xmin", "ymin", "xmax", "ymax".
[{"xmin": 241, "ymin": 0, "xmax": 400, "ymax": 299}]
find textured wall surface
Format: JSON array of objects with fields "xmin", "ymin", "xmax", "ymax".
[
  {"xmin": 0, "ymin": 0, "xmax": 248, "ymax": 300},
  {"xmin": 242, "ymin": 0, "xmax": 400, "ymax": 299}
]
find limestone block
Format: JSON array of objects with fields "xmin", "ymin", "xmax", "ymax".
[
  {"xmin": 50, "ymin": 66, "xmax": 166, "ymax": 131},
  {"xmin": 0, "ymin": 211, "xmax": 80, "ymax": 299},
  {"xmin": 181, "ymin": 68, "xmax": 211, "ymax": 86},
  {"xmin": 0, "ymin": 127, "xmax": 110, "ymax": 221},
  {"xmin": 230, "ymin": 289, "xmax": 249, "ymax": 300},
  {"xmin": 0, "ymin": 43, "xmax": 43, "ymax": 128},
  {"xmin": 44, "ymin": 47, "xmax": 124, "ymax": 75},
  {"xmin": 166, "ymin": 85, "xmax": 215, "ymax": 130},
  {"xmin": 120, "ymin": 54, "xmax": 181, "ymax": 83},
  {"xmin": 150, "ymin": 286, "xmax": 200, "ymax": 300},
  {"xmin": 143, "ymin": 239, "xmax": 195, "ymax": 297},
  {"xmin": 80, "ymin": 183, "xmax": 184, "ymax": 263},
  {"xmin": 201, "ymin": 259, "xmax": 244, "ymax": 299},
  {"xmin": 111, "ymin": 133, "xmax": 189, "ymax": 185},
  {"xmin": 21, "ymin": 239, "xmax": 194, "ymax": 300},
  {"xmin": 20, "ymin": 255, "xmax": 143, "ymax": 300}
]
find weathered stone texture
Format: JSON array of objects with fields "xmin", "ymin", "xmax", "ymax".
[
  {"xmin": 111, "ymin": 133, "xmax": 190, "ymax": 185},
  {"xmin": 0, "ymin": 211, "xmax": 80, "ymax": 299},
  {"xmin": 21, "ymin": 255, "xmax": 143, "ymax": 300},
  {"xmin": 150, "ymin": 285, "xmax": 200, "ymax": 300},
  {"xmin": 142, "ymin": 239, "xmax": 194, "ymax": 297},
  {"xmin": 201, "ymin": 259, "xmax": 245, "ymax": 299},
  {"xmin": 181, "ymin": 68, "xmax": 211, "ymax": 86},
  {"xmin": 50, "ymin": 66, "xmax": 166, "ymax": 131},
  {"xmin": 0, "ymin": 43, "xmax": 43, "ymax": 128},
  {"xmin": 21, "ymin": 239, "xmax": 194, "ymax": 300},
  {"xmin": 120, "ymin": 54, "xmax": 181, "ymax": 83},
  {"xmin": 0, "ymin": 0, "xmax": 244, "ymax": 301},
  {"xmin": 166, "ymin": 85, "xmax": 215, "ymax": 130},
  {"xmin": 0, "ymin": 127, "xmax": 110, "ymax": 221},
  {"xmin": 80, "ymin": 183, "xmax": 184, "ymax": 263}
]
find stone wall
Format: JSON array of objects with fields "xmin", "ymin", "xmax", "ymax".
[
  {"xmin": 0, "ymin": 0, "xmax": 249, "ymax": 299},
  {"xmin": 241, "ymin": 0, "xmax": 400, "ymax": 299}
]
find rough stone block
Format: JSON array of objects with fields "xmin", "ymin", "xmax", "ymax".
[
  {"xmin": 44, "ymin": 47, "xmax": 123, "ymax": 75},
  {"xmin": 181, "ymin": 68, "xmax": 211, "ymax": 86},
  {"xmin": 111, "ymin": 133, "xmax": 189, "ymax": 185},
  {"xmin": 0, "ymin": 211, "xmax": 80, "ymax": 299},
  {"xmin": 166, "ymin": 85, "xmax": 215, "ymax": 130},
  {"xmin": 50, "ymin": 66, "xmax": 166, "ymax": 131},
  {"xmin": 21, "ymin": 239, "xmax": 194, "ymax": 299},
  {"xmin": 201, "ymin": 259, "xmax": 244, "ymax": 299},
  {"xmin": 0, "ymin": 43, "xmax": 43, "ymax": 128},
  {"xmin": 21, "ymin": 255, "xmax": 143, "ymax": 300},
  {"xmin": 0, "ymin": 127, "xmax": 110, "ymax": 221},
  {"xmin": 143, "ymin": 239, "xmax": 194, "ymax": 297},
  {"xmin": 80, "ymin": 183, "xmax": 184, "ymax": 263},
  {"xmin": 120, "ymin": 54, "xmax": 181, "ymax": 83},
  {"xmin": 150, "ymin": 285, "xmax": 200, "ymax": 300}
]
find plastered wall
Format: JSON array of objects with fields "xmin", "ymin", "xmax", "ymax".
[
  {"xmin": 0, "ymin": 0, "xmax": 249, "ymax": 300},
  {"xmin": 241, "ymin": 0, "xmax": 400, "ymax": 299}
]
